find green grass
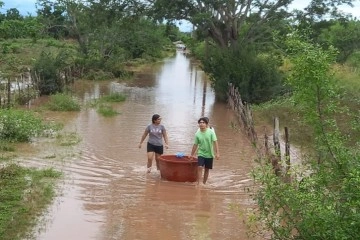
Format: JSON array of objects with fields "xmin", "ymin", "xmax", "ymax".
[
  {"xmin": 56, "ymin": 132, "xmax": 82, "ymax": 146},
  {"xmin": 99, "ymin": 93, "xmax": 126, "ymax": 102},
  {"xmin": 334, "ymin": 64, "xmax": 360, "ymax": 102},
  {"xmin": 333, "ymin": 65, "xmax": 360, "ymax": 146},
  {"xmin": 253, "ymin": 63, "xmax": 360, "ymax": 150},
  {"xmin": 252, "ymin": 97, "xmax": 315, "ymax": 150},
  {"xmin": 97, "ymin": 104, "xmax": 120, "ymax": 117},
  {"xmin": 88, "ymin": 93, "xmax": 126, "ymax": 117},
  {"xmin": 0, "ymin": 38, "xmax": 77, "ymax": 73},
  {"xmin": 0, "ymin": 164, "xmax": 61, "ymax": 240},
  {"xmin": 0, "ymin": 141, "xmax": 15, "ymax": 152},
  {"xmin": 0, "ymin": 141, "xmax": 16, "ymax": 161},
  {"xmin": 46, "ymin": 93, "xmax": 81, "ymax": 111}
]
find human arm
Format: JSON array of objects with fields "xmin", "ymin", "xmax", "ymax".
[
  {"xmin": 213, "ymin": 140, "xmax": 220, "ymax": 160},
  {"xmin": 189, "ymin": 144, "xmax": 198, "ymax": 160},
  {"xmin": 138, "ymin": 130, "xmax": 149, "ymax": 148},
  {"xmin": 163, "ymin": 131, "xmax": 169, "ymax": 149}
]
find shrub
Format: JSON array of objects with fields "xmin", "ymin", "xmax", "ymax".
[
  {"xmin": 46, "ymin": 93, "xmax": 81, "ymax": 111},
  {"xmin": 252, "ymin": 32, "xmax": 360, "ymax": 240},
  {"xmin": 201, "ymin": 46, "xmax": 285, "ymax": 103},
  {"xmin": 0, "ymin": 109, "xmax": 44, "ymax": 142},
  {"xmin": 32, "ymin": 50, "xmax": 75, "ymax": 95},
  {"xmin": 97, "ymin": 104, "xmax": 119, "ymax": 117},
  {"xmin": 100, "ymin": 93, "xmax": 126, "ymax": 103}
]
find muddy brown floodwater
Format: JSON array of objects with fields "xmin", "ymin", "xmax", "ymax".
[{"xmin": 18, "ymin": 52, "xmax": 260, "ymax": 240}]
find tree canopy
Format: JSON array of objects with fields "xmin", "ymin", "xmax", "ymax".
[{"xmin": 147, "ymin": 0, "xmax": 357, "ymax": 49}]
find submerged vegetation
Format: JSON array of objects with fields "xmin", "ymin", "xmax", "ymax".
[
  {"xmin": 45, "ymin": 93, "xmax": 81, "ymax": 111},
  {"xmin": 89, "ymin": 92, "xmax": 127, "ymax": 117},
  {"xmin": 99, "ymin": 93, "xmax": 126, "ymax": 103},
  {"xmin": 56, "ymin": 131, "xmax": 81, "ymax": 146},
  {"xmin": 96, "ymin": 104, "xmax": 120, "ymax": 117}
]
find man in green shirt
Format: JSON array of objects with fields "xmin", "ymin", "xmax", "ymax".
[{"xmin": 190, "ymin": 117, "xmax": 220, "ymax": 184}]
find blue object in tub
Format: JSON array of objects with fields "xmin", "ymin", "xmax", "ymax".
[{"xmin": 175, "ymin": 152, "xmax": 185, "ymax": 158}]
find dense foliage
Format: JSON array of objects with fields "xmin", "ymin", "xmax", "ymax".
[
  {"xmin": 148, "ymin": 0, "xmax": 360, "ymax": 103},
  {"xmin": 0, "ymin": 18, "xmax": 42, "ymax": 39},
  {"xmin": 32, "ymin": 50, "xmax": 74, "ymax": 95},
  {"xmin": 1, "ymin": 0, "xmax": 182, "ymax": 98},
  {"xmin": 252, "ymin": 33, "xmax": 360, "ymax": 240},
  {"xmin": 200, "ymin": 45, "xmax": 285, "ymax": 103},
  {"xmin": 45, "ymin": 93, "xmax": 81, "ymax": 111},
  {"xmin": 0, "ymin": 109, "xmax": 45, "ymax": 142}
]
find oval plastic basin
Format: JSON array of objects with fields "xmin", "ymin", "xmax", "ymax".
[{"xmin": 159, "ymin": 155, "xmax": 198, "ymax": 182}]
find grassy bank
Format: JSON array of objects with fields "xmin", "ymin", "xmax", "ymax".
[
  {"xmin": 253, "ymin": 63, "xmax": 360, "ymax": 151},
  {"xmin": 0, "ymin": 164, "xmax": 61, "ymax": 240},
  {"xmin": 0, "ymin": 99, "xmax": 79, "ymax": 239},
  {"xmin": 0, "ymin": 38, "xmax": 77, "ymax": 73}
]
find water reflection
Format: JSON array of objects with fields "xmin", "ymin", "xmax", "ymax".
[{"xmin": 24, "ymin": 51, "xmax": 260, "ymax": 240}]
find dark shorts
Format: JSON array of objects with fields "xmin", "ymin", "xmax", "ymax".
[
  {"xmin": 147, "ymin": 142, "xmax": 163, "ymax": 154},
  {"xmin": 197, "ymin": 156, "xmax": 213, "ymax": 169}
]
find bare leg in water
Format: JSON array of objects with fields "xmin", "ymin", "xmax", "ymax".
[
  {"xmin": 155, "ymin": 153, "xmax": 161, "ymax": 170},
  {"xmin": 197, "ymin": 167, "xmax": 210, "ymax": 184},
  {"xmin": 197, "ymin": 166, "xmax": 203, "ymax": 185},
  {"xmin": 147, "ymin": 152, "xmax": 155, "ymax": 173},
  {"xmin": 203, "ymin": 168, "xmax": 210, "ymax": 184}
]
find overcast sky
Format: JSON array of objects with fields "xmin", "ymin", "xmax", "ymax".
[
  {"xmin": 1, "ymin": 0, "xmax": 359, "ymax": 16},
  {"xmin": 1, "ymin": 0, "xmax": 37, "ymax": 15}
]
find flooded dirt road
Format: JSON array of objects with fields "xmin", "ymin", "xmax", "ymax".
[{"xmin": 20, "ymin": 52, "xmax": 259, "ymax": 240}]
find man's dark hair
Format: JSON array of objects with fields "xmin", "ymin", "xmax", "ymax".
[{"xmin": 198, "ymin": 117, "xmax": 209, "ymax": 124}]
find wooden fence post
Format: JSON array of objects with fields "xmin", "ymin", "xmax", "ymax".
[
  {"xmin": 7, "ymin": 78, "xmax": 11, "ymax": 109},
  {"xmin": 273, "ymin": 117, "xmax": 281, "ymax": 157},
  {"xmin": 285, "ymin": 127, "xmax": 290, "ymax": 174}
]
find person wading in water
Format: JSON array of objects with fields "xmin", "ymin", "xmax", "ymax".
[
  {"xmin": 190, "ymin": 117, "xmax": 219, "ymax": 184},
  {"xmin": 138, "ymin": 114, "xmax": 169, "ymax": 173}
]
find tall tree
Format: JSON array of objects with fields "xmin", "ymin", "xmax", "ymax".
[
  {"xmin": 60, "ymin": 0, "xmax": 149, "ymax": 55},
  {"xmin": 319, "ymin": 20, "xmax": 360, "ymax": 63},
  {"xmin": 0, "ymin": 1, "xmax": 5, "ymax": 22},
  {"xmin": 149, "ymin": 0, "xmax": 295, "ymax": 48},
  {"xmin": 294, "ymin": 0, "xmax": 355, "ymax": 22},
  {"xmin": 5, "ymin": 8, "xmax": 23, "ymax": 20},
  {"xmin": 36, "ymin": 0, "xmax": 67, "ymax": 38},
  {"xmin": 148, "ymin": 0, "xmax": 356, "ymax": 49}
]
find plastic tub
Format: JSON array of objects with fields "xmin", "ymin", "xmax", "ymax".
[{"xmin": 159, "ymin": 155, "xmax": 198, "ymax": 182}]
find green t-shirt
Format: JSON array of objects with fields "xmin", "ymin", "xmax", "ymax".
[{"xmin": 194, "ymin": 128, "xmax": 217, "ymax": 158}]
